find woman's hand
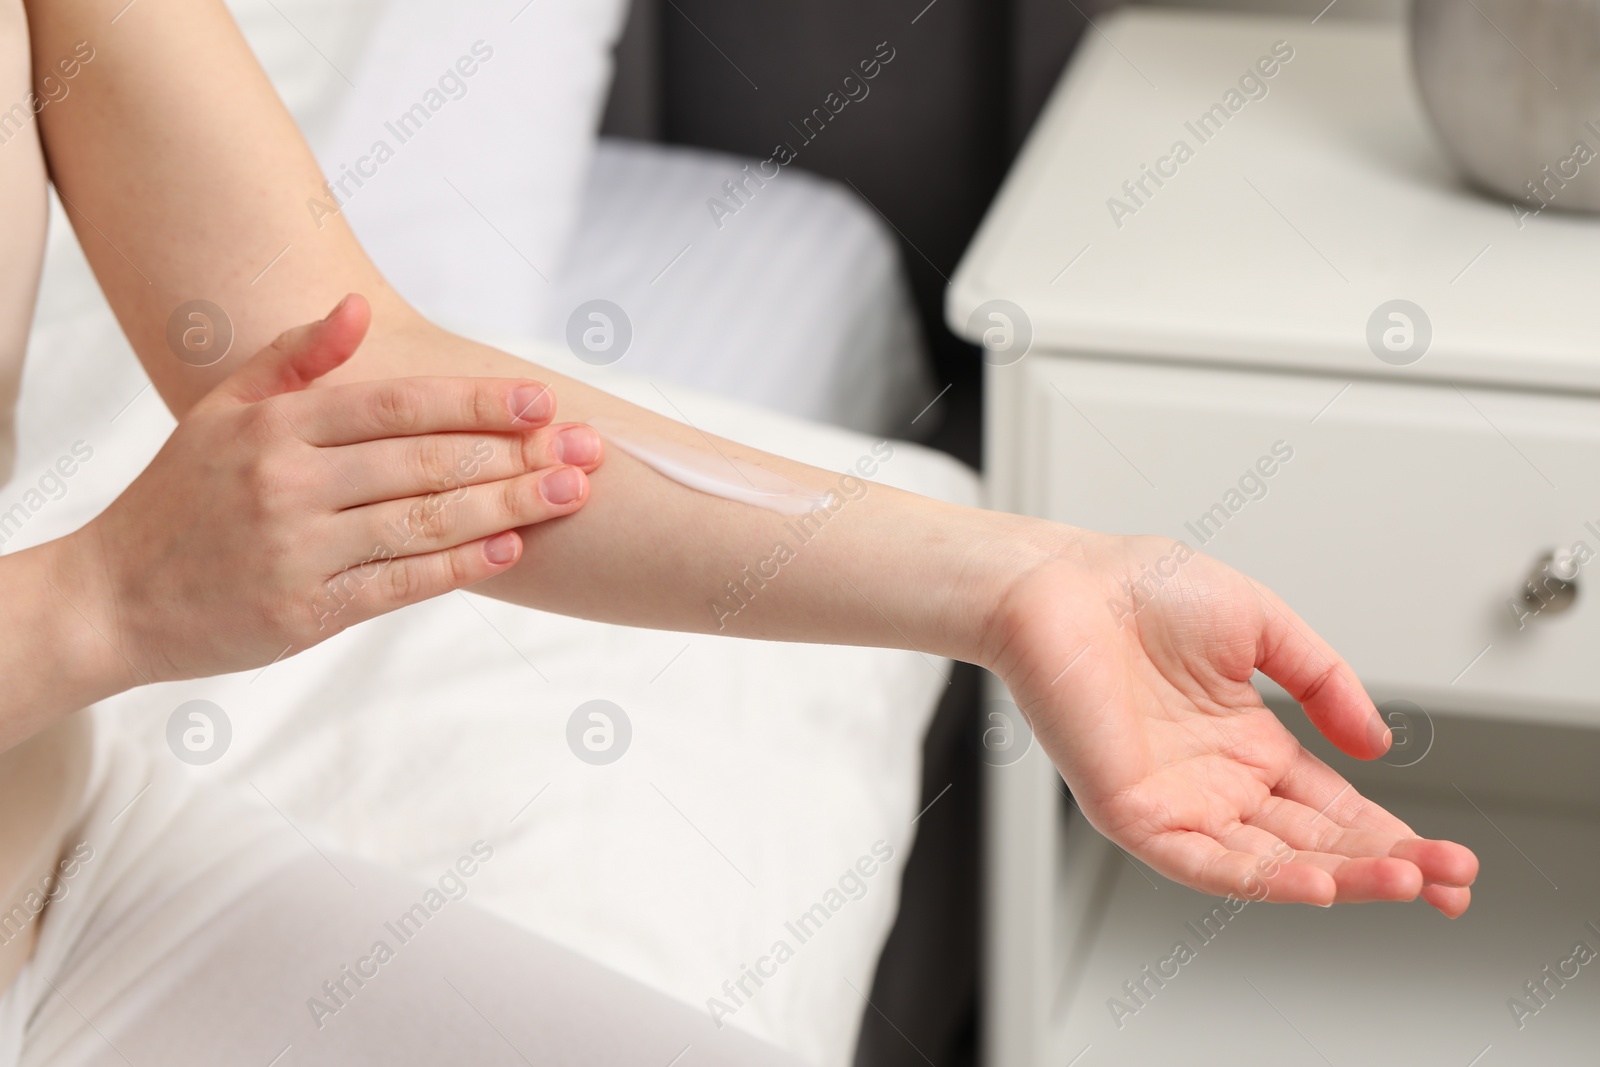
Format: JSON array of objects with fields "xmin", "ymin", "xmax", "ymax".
[
  {"xmin": 985, "ymin": 528, "xmax": 1480, "ymax": 916},
  {"xmin": 50, "ymin": 295, "xmax": 602, "ymax": 684}
]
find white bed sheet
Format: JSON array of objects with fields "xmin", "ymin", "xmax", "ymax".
[{"xmin": 10, "ymin": 202, "xmax": 982, "ymax": 1067}]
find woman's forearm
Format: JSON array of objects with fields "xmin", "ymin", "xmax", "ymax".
[{"xmin": 328, "ymin": 320, "xmax": 1046, "ymax": 665}]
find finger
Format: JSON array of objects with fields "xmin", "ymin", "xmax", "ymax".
[
  {"xmin": 314, "ymin": 530, "xmax": 523, "ymax": 633},
  {"xmin": 1277, "ymin": 747, "xmax": 1419, "ymax": 839},
  {"xmin": 1247, "ymin": 795, "xmax": 1412, "ymax": 859},
  {"xmin": 321, "ymin": 423, "xmax": 603, "ymax": 507},
  {"xmin": 1214, "ymin": 822, "xmax": 1289, "ymax": 858},
  {"xmin": 1390, "ymin": 837, "xmax": 1479, "ymax": 889},
  {"xmin": 281, "ymin": 376, "xmax": 559, "ymax": 446},
  {"xmin": 1267, "ymin": 748, "xmax": 1478, "ymax": 889},
  {"xmin": 1422, "ymin": 884, "xmax": 1472, "ymax": 918},
  {"xmin": 1139, "ymin": 829, "xmax": 1337, "ymax": 905},
  {"xmin": 1257, "ymin": 792, "xmax": 1479, "ymax": 892},
  {"xmin": 207, "ymin": 294, "xmax": 371, "ymax": 407},
  {"xmin": 337, "ymin": 466, "xmax": 589, "ymax": 562},
  {"xmin": 1215, "ymin": 821, "xmax": 1425, "ymax": 903},
  {"xmin": 1249, "ymin": 579, "xmax": 1390, "ymax": 760},
  {"xmin": 1330, "ymin": 857, "xmax": 1423, "ymax": 902}
]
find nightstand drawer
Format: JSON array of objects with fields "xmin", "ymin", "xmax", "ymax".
[{"xmin": 999, "ymin": 355, "xmax": 1600, "ymax": 727}]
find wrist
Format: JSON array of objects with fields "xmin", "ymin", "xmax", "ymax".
[
  {"xmin": 962, "ymin": 514, "xmax": 1101, "ymax": 678},
  {"xmin": 0, "ymin": 535, "xmax": 132, "ymax": 753},
  {"xmin": 922, "ymin": 508, "xmax": 1040, "ymax": 669},
  {"xmin": 35, "ymin": 531, "xmax": 142, "ymax": 702}
]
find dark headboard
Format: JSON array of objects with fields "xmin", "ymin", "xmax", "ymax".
[{"xmin": 598, "ymin": 0, "xmax": 1111, "ymax": 468}]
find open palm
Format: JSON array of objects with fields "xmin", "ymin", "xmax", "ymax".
[{"xmin": 991, "ymin": 533, "xmax": 1478, "ymax": 916}]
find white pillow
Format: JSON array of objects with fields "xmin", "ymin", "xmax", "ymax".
[{"xmin": 226, "ymin": 0, "xmax": 628, "ymax": 341}]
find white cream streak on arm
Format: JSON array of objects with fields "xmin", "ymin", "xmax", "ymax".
[{"xmin": 587, "ymin": 417, "xmax": 837, "ymax": 516}]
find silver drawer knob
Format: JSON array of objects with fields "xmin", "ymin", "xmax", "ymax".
[{"xmin": 1521, "ymin": 550, "xmax": 1580, "ymax": 617}]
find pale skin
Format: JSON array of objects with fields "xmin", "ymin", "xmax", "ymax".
[{"xmin": 7, "ymin": 0, "xmax": 1477, "ymax": 966}]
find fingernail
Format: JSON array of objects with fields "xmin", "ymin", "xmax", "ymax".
[
  {"xmin": 510, "ymin": 384, "xmax": 554, "ymax": 424},
  {"xmin": 324, "ymin": 294, "xmax": 351, "ymax": 322},
  {"xmin": 555, "ymin": 425, "xmax": 601, "ymax": 466},
  {"xmin": 540, "ymin": 467, "xmax": 585, "ymax": 505},
  {"xmin": 483, "ymin": 530, "xmax": 519, "ymax": 565}
]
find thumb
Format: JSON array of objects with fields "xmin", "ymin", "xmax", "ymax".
[
  {"xmin": 206, "ymin": 294, "xmax": 371, "ymax": 407},
  {"xmin": 1250, "ymin": 579, "xmax": 1391, "ymax": 760}
]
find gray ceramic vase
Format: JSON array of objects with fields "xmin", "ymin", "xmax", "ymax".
[{"xmin": 1412, "ymin": 0, "xmax": 1600, "ymax": 213}]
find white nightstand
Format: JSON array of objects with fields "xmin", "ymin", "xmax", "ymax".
[{"xmin": 950, "ymin": 9, "xmax": 1600, "ymax": 1066}]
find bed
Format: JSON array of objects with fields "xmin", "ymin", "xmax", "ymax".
[{"xmin": 5, "ymin": 4, "xmax": 978, "ymax": 1063}]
